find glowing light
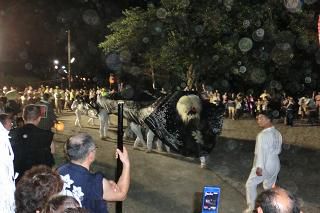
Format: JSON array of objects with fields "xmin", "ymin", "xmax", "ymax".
[
  {"xmin": 238, "ymin": 37, "xmax": 253, "ymax": 52},
  {"xmin": 54, "ymin": 60, "xmax": 59, "ymax": 65}
]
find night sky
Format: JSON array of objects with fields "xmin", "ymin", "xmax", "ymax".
[{"xmin": 0, "ymin": 0, "xmax": 157, "ymax": 81}]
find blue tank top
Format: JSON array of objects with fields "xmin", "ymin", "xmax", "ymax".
[{"xmin": 58, "ymin": 163, "xmax": 108, "ymax": 213}]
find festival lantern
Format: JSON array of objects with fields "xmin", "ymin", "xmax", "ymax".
[{"xmin": 54, "ymin": 121, "xmax": 65, "ymax": 132}]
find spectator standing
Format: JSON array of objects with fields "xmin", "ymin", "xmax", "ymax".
[
  {"xmin": 244, "ymin": 112, "xmax": 282, "ymax": 213},
  {"xmin": 285, "ymin": 97, "xmax": 295, "ymax": 126},
  {"xmin": 0, "ymin": 96, "xmax": 7, "ymax": 113},
  {"xmin": 235, "ymin": 94, "xmax": 243, "ymax": 119},
  {"xmin": 298, "ymin": 96, "xmax": 307, "ymax": 120},
  {"xmin": 15, "ymin": 165, "xmax": 63, "ymax": 213},
  {"xmin": 42, "ymin": 195, "xmax": 82, "ymax": 213},
  {"xmin": 260, "ymin": 90, "xmax": 271, "ymax": 102},
  {"xmin": 10, "ymin": 104, "xmax": 55, "ymax": 181},
  {"xmin": 209, "ymin": 89, "xmax": 221, "ymax": 105},
  {"xmin": 254, "ymin": 187, "xmax": 302, "ymax": 213},
  {"xmin": 36, "ymin": 93, "xmax": 57, "ymax": 131},
  {"xmin": 0, "ymin": 115, "xmax": 16, "ymax": 213},
  {"xmin": 58, "ymin": 133, "xmax": 130, "ymax": 213},
  {"xmin": 315, "ymin": 91, "xmax": 320, "ymax": 118},
  {"xmin": 227, "ymin": 93, "xmax": 236, "ymax": 120}
]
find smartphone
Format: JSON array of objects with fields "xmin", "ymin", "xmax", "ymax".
[{"xmin": 201, "ymin": 186, "xmax": 221, "ymax": 213}]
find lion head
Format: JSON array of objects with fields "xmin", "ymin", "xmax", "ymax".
[{"xmin": 176, "ymin": 94, "xmax": 202, "ymax": 125}]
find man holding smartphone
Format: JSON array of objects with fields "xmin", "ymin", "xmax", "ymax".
[{"xmin": 244, "ymin": 111, "xmax": 282, "ymax": 213}]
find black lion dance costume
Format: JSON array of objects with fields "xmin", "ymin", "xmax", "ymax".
[{"xmin": 144, "ymin": 91, "xmax": 224, "ymax": 168}]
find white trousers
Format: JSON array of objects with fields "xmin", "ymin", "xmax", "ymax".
[
  {"xmin": 74, "ymin": 110, "xmax": 82, "ymax": 127},
  {"xmin": 146, "ymin": 130, "xmax": 170, "ymax": 152},
  {"xmin": 130, "ymin": 122, "xmax": 146, "ymax": 148},
  {"xmin": 245, "ymin": 157, "xmax": 280, "ymax": 210},
  {"xmin": 98, "ymin": 109, "xmax": 109, "ymax": 138}
]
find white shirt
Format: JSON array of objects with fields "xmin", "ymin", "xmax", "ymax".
[{"xmin": 253, "ymin": 126, "xmax": 282, "ymax": 170}]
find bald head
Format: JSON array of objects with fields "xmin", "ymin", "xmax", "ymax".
[
  {"xmin": 255, "ymin": 187, "xmax": 302, "ymax": 213},
  {"xmin": 65, "ymin": 133, "xmax": 96, "ymax": 162}
]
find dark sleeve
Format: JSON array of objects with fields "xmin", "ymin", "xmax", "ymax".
[{"xmin": 9, "ymin": 129, "xmax": 24, "ymax": 176}]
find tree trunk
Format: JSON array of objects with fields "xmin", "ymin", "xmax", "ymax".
[{"xmin": 186, "ymin": 64, "xmax": 195, "ymax": 90}]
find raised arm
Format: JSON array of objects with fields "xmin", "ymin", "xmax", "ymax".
[{"xmin": 103, "ymin": 146, "xmax": 130, "ymax": 201}]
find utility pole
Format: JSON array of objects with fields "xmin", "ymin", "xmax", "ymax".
[{"xmin": 67, "ymin": 29, "xmax": 71, "ymax": 89}]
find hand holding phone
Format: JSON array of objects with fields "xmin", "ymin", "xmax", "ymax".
[{"xmin": 201, "ymin": 186, "xmax": 221, "ymax": 213}]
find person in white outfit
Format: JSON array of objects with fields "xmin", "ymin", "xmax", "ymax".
[
  {"xmin": 244, "ymin": 111, "xmax": 282, "ymax": 213},
  {"xmin": 0, "ymin": 114, "xmax": 16, "ymax": 212},
  {"xmin": 71, "ymin": 96, "xmax": 84, "ymax": 128}
]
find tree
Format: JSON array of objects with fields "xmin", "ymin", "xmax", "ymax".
[{"xmin": 100, "ymin": 0, "xmax": 320, "ymax": 95}]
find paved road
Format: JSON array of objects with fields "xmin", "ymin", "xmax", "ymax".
[{"xmin": 53, "ymin": 112, "xmax": 319, "ymax": 213}]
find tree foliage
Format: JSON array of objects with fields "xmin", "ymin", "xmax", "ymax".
[{"xmin": 100, "ymin": 0, "xmax": 320, "ymax": 95}]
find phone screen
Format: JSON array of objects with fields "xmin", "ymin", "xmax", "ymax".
[
  {"xmin": 202, "ymin": 186, "xmax": 220, "ymax": 213},
  {"xmin": 203, "ymin": 192, "xmax": 218, "ymax": 210}
]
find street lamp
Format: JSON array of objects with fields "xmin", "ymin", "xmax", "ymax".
[{"xmin": 67, "ymin": 29, "xmax": 76, "ymax": 89}]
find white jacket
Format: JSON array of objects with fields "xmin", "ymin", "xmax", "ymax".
[{"xmin": 0, "ymin": 123, "xmax": 16, "ymax": 213}]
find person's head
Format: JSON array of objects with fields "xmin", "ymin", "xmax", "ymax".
[
  {"xmin": 0, "ymin": 96, "xmax": 8, "ymax": 105},
  {"xmin": 65, "ymin": 133, "xmax": 97, "ymax": 164},
  {"xmin": 255, "ymin": 187, "xmax": 302, "ymax": 213},
  {"xmin": 22, "ymin": 104, "xmax": 41, "ymax": 124},
  {"xmin": 15, "ymin": 165, "xmax": 64, "ymax": 213},
  {"xmin": 0, "ymin": 113, "xmax": 13, "ymax": 131},
  {"xmin": 42, "ymin": 195, "xmax": 81, "ymax": 213},
  {"xmin": 256, "ymin": 111, "xmax": 273, "ymax": 128},
  {"xmin": 43, "ymin": 93, "xmax": 50, "ymax": 101},
  {"xmin": 63, "ymin": 207, "xmax": 89, "ymax": 213}
]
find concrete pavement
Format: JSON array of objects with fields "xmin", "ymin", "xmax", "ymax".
[{"xmin": 53, "ymin": 112, "xmax": 319, "ymax": 212}]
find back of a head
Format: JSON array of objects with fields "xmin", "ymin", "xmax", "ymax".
[
  {"xmin": 15, "ymin": 165, "xmax": 64, "ymax": 213},
  {"xmin": 65, "ymin": 133, "xmax": 95, "ymax": 162},
  {"xmin": 257, "ymin": 110, "xmax": 274, "ymax": 122},
  {"xmin": 42, "ymin": 195, "xmax": 80, "ymax": 213},
  {"xmin": 255, "ymin": 187, "xmax": 301, "ymax": 213},
  {"xmin": 63, "ymin": 207, "xmax": 89, "ymax": 213},
  {"xmin": 0, "ymin": 113, "xmax": 10, "ymax": 125},
  {"xmin": 23, "ymin": 104, "xmax": 41, "ymax": 122},
  {"xmin": 43, "ymin": 93, "xmax": 50, "ymax": 101}
]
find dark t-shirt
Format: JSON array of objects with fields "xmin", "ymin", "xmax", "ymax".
[
  {"xmin": 9, "ymin": 124, "xmax": 54, "ymax": 180},
  {"xmin": 58, "ymin": 163, "xmax": 108, "ymax": 213}
]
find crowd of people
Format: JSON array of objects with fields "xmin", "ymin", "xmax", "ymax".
[
  {"xmin": 0, "ymin": 103, "xmax": 130, "ymax": 212},
  {"xmin": 0, "ymin": 83, "xmax": 307, "ymax": 212},
  {"xmin": 1, "ymin": 84, "xmax": 320, "ymax": 128},
  {"xmin": 0, "ymin": 79, "xmax": 132, "ymax": 212},
  {"xmin": 200, "ymin": 85, "xmax": 320, "ymax": 126}
]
